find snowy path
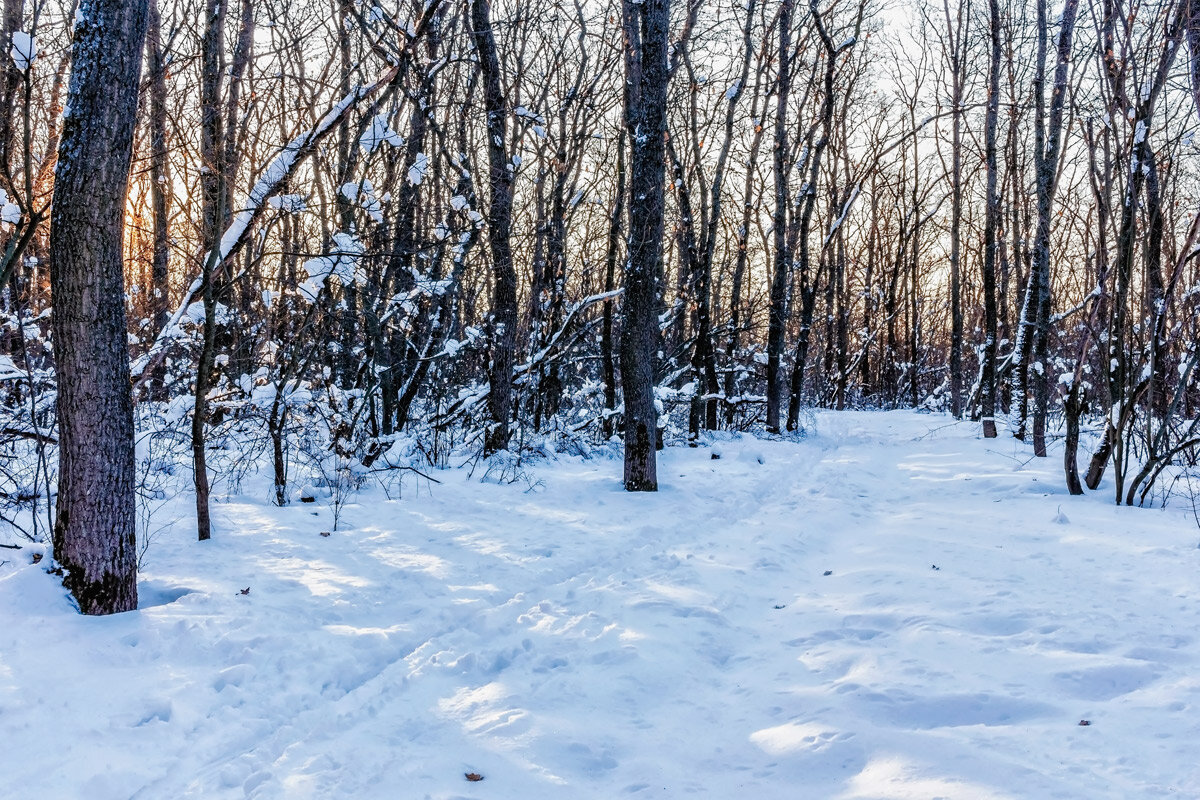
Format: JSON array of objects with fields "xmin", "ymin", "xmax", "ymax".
[{"xmin": 2, "ymin": 411, "xmax": 1200, "ymax": 798}]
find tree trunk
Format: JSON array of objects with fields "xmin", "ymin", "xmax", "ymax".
[
  {"xmin": 619, "ymin": 0, "xmax": 668, "ymax": 490},
  {"xmin": 146, "ymin": 0, "xmax": 170, "ymax": 401},
  {"xmin": 765, "ymin": 0, "xmax": 793, "ymax": 433},
  {"xmin": 601, "ymin": 130, "xmax": 627, "ymax": 437},
  {"xmin": 192, "ymin": 0, "xmax": 227, "ymax": 542},
  {"xmin": 1063, "ymin": 383, "xmax": 1085, "ymax": 494},
  {"xmin": 50, "ymin": 0, "xmax": 148, "ymax": 615},
  {"xmin": 944, "ymin": 0, "xmax": 966, "ymax": 419},
  {"xmin": 1028, "ymin": 0, "xmax": 1080, "ymax": 457},
  {"xmin": 471, "ymin": 0, "xmax": 518, "ymax": 456},
  {"xmin": 787, "ymin": 1, "xmax": 849, "ymax": 431}
]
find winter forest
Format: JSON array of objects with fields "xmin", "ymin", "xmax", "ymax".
[{"xmin": 2, "ymin": 0, "xmax": 1200, "ymax": 795}]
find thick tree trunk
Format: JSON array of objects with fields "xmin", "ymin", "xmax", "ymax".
[
  {"xmin": 1063, "ymin": 383, "xmax": 1085, "ymax": 494},
  {"xmin": 619, "ymin": 0, "xmax": 668, "ymax": 490},
  {"xmin": 0, "ymin": 0, "xmax": 23, "ymax": 198},
  {"xmin": 946, "ymin": 150, "xmax": 963, "ymax": 415},
  {"xmin": 981, "ymin": 0, "xmax": 1001, "ymax": 439},
  {"xmin": 50, "ymin": 0, "xmax": 148, "ymax": 615}
]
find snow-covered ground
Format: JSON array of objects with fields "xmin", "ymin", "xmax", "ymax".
[{"xmin": 2, "ymin": 410, "xmax": 1199, "ymax": 799}]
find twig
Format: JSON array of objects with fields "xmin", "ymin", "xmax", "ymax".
[{"xmin": 368, "ymin": 464, "xmax": 442, "ymax": 484}]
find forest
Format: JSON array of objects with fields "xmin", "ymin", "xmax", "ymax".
[
  {"xmin": 0, "ymin": 0, "xmax": 1198, "ymax": 612},
  {"xmin": 2, "ymin": 0, "xmax": 1200, "ymax": 795}
]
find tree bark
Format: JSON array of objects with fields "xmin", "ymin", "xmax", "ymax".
[
  {"xmin": 1027, "ymin": 0, "xmax": 1080, "ymax": 457},
  {"xmin": 50, "ymin": 0, "xmax": 148, "ymax": 615},
  {"xmin": 981, "ymin": 0, "xmax": 1001, "ymax": 438},
  {"xmin": 619, "ymin": 0, "xmax": 668, "ymax": 490},
  {"xmin": 471, "ymin": 0, "xmax": 518, "ymax": 456},
  {"xmin": 946, "ymin": 2, "xmax": 965, "ymax": 420},
  {"xmin": 146, "ymin": 0, "xmax": 170, "ymax": 401},
  {"xmin": 601, "ymin": 130, "xmax": 627, "ymax": 437},
  {"xmin": 765, "ymin": 0, "xmax": 793, "ymax": 433}
]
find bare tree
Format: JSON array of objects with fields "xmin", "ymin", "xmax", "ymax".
[
  {"xmin": 980, "ymin": 0, "xmax": 1002, "ymax": 438},
  {"xmin": 619, "ymin": 0, "xmax": 670, "ymax": 490},
  {"xmin": 470, "ymin": 0, "xmax": 518, "ymax": 456}
]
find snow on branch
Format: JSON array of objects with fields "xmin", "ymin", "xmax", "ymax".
[
  {"xmin": 515, "ymin": 288, "xmax": 624, "ymax": 378},
  {"xmin": 131, "ymin": 63, "xmax": 403, "ymax": 393},
  {"xmin": 823, "ymin": 183, "xmax": 860, "ymax": 247},
  {"xmin": 9, "ymin": 32, "xmax": 35, "ymax": 71}
]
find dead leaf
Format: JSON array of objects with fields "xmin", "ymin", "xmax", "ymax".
[
  {"xmin": 239, "ymin": 587, "xmax": 251, "ymax": 595},
  {"xmin": 320, "ymin": 531, "xmax": 331, "ymax": 538},
  {"xmin": 465, "ymin": 772, "xmax": 484, "ymax": 782},
  {"xmin": 31, "ymin": 552, "xmax": 42, "ymax": 564},
  {"xmin": 1078, "ymin": 719, "xmax": 1091, "ymax": 726}
]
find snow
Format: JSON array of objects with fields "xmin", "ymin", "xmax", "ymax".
[
  {"xmin": 515, "ymin": 106, "xmax": 545, "ymax": 125},
  {"xmin": 2, "ymin": 411, "xmax": 1200, "ymax": 798},
  {"xmin": 1133, "ymin": 120, "xmax": 1147, "ymax": 146},
  {"xmin": 359, "ymin": 113, "xmax": 403, "ymax": 153},
  {"xmin": 9, "ymin": 31, "xmax": 35, "ymax": 71},
  {"xmin": 267, "ymin": 193, "xmax": 306, "ymax": 213},
  {"xmin": 0, "ymin": 188, "xmax": 19, "ymax": 224},
  {"xmin": 341, "ymin": 181, "xmax": 383, "ymax": 223},
  {"xmin": 299, "ymin": 232, "xmax": 363, "ymax": 300},
  {"xmin": 408, "ymin": 152, "xmax": 429, "ymax": 185},
  {"xmin": 0, "ymin": 353, "xmax": 24, "ymax": 380}
]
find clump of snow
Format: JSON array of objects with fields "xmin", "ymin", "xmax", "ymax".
[
  {"xmin": 359, "ymin": 113, "xmax": 403, "ymax": 153},
  {"xmin": 407, "ymin": 152, "xmax": 429, "ymax": 185},
  {"xmin": 341, "ymin": 180, "xmax": 384, "ymax": 223},
  {"xmin": 267, "ymin": 193, "xmax": 306, "ymax": 213},
  {"xmin": 0, "ymin": 188, "xmax": 19, "ymax": 224},
  {"xmin": 9, "ymin": 31, "xmax": 35, "ymax": 71},
  {"xmin": 0, "ymin": 353, "xmax": 24, "ymax": 380},
  {"xmin": 299, "ymin": 232, "xmax": 363, "ymax": 300},
  {"xmin": 183, "ymin": 301, "xmax": 231, "ymax": 327}
]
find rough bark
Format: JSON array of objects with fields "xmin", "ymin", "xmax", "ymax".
[
  {"xmin": 619, "ymin": 0, "xmax": 668, "ymax": 490},
  {"xmin": 50, "ymin": 0, "xmax": 149, "ymax": 615},
  {"xmin": 944, "ymin": 0, "xmax": 966, "ymax": 419},
  {"xmin": 192, "ymin": 0, "xmax": 228, "ymax": 542}
]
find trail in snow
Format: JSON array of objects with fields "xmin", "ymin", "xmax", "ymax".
[{"xmin": 1, "ymin": 410, "xmax": 1199, "ymax": 799}]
